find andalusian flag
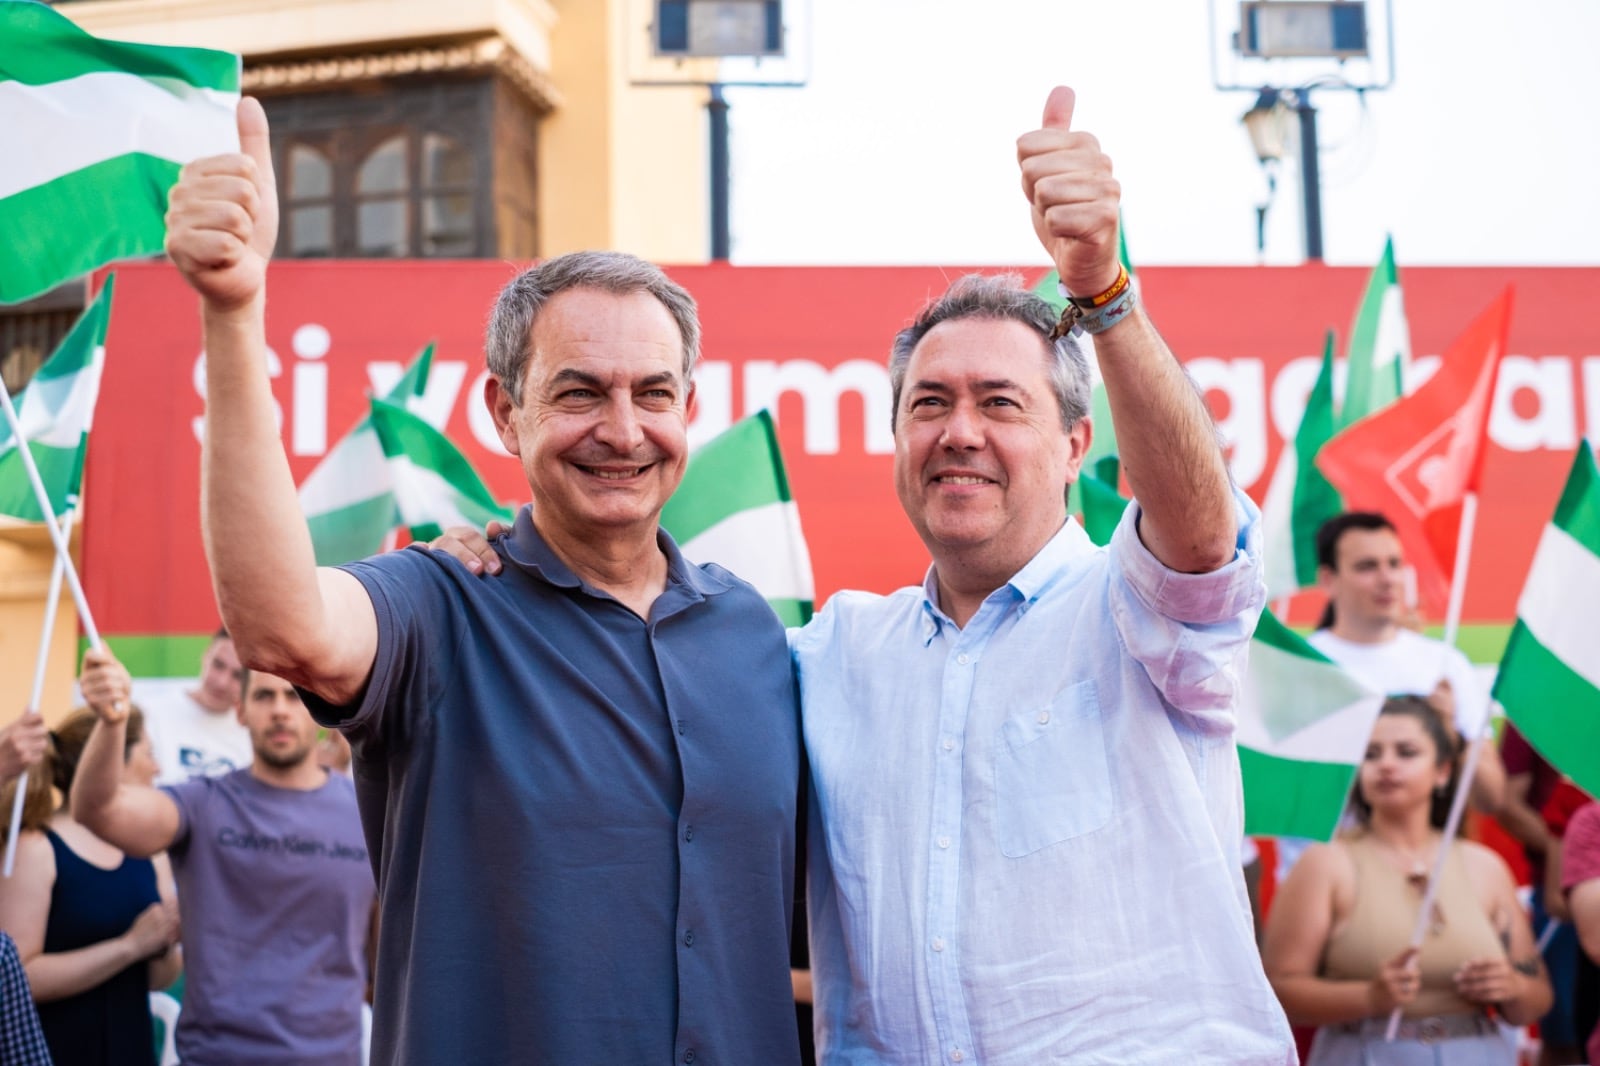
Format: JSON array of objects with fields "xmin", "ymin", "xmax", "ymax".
[
  {"xmin": 1261, "ymin": 332, "xmax": 1343, "ymax": 598},
  {"xmin": 366, "ymin": 398, "xmax": 511, "ymax": 543},
  {"xmin": 299, "ymin": 345, "xmax": 435, "ymax": 564},
  {"xmin": 0, "ymin": 2, "xmax": 240, "ymax": 304},
  {"xmin": 1493, "ymin": 441, "xmax": 1600, "ymax": 797},
  {"xmin": 660, "ymin": 410, "xmax": 814, "ymax": 626},
  {"xmin": 1238, "ymin": 610, "xmax": 1385, "ymax": 840},
  {"xmin": 0, "ymin": 276, "xmax": 113, "ymax": 520},
  {"xmin": 1340, "ymin": 237, "xmax": 1409, "ymax": 427}
]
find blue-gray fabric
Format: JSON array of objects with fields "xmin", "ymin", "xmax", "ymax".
[
  {"xmin": 314, "ymin": 508, "xmax": 802, "ymax": 1066},
  {"xmin": 161, "ymin": 770, "xmax": 373, "ymax": 1066}
]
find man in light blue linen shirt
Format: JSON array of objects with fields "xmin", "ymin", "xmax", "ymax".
[{"xmin": 788, "ymin": 87, "xmax": 1295, "ymax": 1064}]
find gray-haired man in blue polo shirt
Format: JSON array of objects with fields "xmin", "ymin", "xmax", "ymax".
[{"xmin": 161, "ymin": 99, "xmax": 802, "ymax": 1065}]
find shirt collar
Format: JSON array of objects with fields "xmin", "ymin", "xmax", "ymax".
[
  {"xmin": 917, "ymin": 518, "xmax": 1099, "ymax": 643},
  {"xmin": 498, "ymin": 505, "xmax": 729, "ymax": 601}
]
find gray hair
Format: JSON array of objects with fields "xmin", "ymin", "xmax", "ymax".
[
  {"xmin": 888, "ymin": 274, "xmax": 1092, "ymax": 431},
  {"xmin": 485, "ymin": 251, "xmax": 701, "ymax": 405}
]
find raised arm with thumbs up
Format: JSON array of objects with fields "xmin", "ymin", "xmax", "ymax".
[
  {"xmin": 1018, "ymin": 86, "xmax": 1240, "ymax": 574},
  {"xmin": 163, "ymin": 100, "xmax": 379, "ymax": 711}
]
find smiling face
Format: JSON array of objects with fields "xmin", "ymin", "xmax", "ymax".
[
  {"xmin": 488, "ymin": 287, "xmax": 691, "ymax": 546},
  {"xmin": 238, "ymin": 673, "xmax": 319, "ymax": 771},
  {"xmin": 893, "ymin": 316, "xmax": 1089, "ymax": 574},
  {"xmin": 1357, "ymin": 710, "xmax": 1451, "ymax": 818},
  {"xmin": 1320, "ymin": 526, "xmax": 1406, "ymax": 632}
]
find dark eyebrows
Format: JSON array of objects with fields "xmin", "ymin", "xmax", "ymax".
[
  {"xmin": 905, "ymin": 378, "xmax": 1025, "ymax": 395},
  {"xmin": 549, "ymin": 368, "xmax": 605, "ymax": 390},
  {"xmin": 547, "ymin": 368, "xmax": 679, "ymax": 391}
]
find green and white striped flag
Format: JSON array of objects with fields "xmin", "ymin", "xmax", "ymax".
[
  {"xmin": 0, "ymin": 275, "xmax": 113, "ymax": 520},
  {"xmin": 1261, "ymin": 332, "xmax": 1344, "ymax": 599},
  {"xmin": 0, "ymin": 2, "xmax": 240, "ymax": 304},
  {"xmin": 1493, "ymin": 440, "xmax": 1600, "ymax": 798},
  {"xmin": 659, "ymin": 409, "xmax": 814, "ymax": 626},
  {"xmin": 1238, "ymin": 610, "xmax": 1385, "ymax": 840},
  {"xmin": 366, "ymin": 397, "xmax": 511, "ymax": 543},
  {"xmin": 1340, "ymin": 236, "xmax": 1409, "ymax": 427},
  {"xmin": 300, "ymin": 345, "xmax": 435, "ymax": 565}
]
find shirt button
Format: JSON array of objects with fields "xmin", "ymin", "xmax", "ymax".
[
  {"xmin": 956, "ymin": 653, "xmax": 970, "ymax": 665},
  {"xmin": 677, "ymin": 720, "xmax": 687, "ymax": 735},
  {"xmin": 932, "ymin": 937, "xmax": 945, "ymax": 952},
  {"xmin": 1038, "ymin": 710, "xmax": 1050, "ymax": 725},
  {"xmin": 942, "ymin": 738, "xmax": 955, "ymax": 752},
  {"xmin": 684, "ymin": 825, "xmax": 694, "ymax": 842},
  {"xmin": 683, "ymin": 930, "xmax": 694, "ymax": 946},
  {"xmin": 937, "ymin": 835, "xmax": 951, "ymax": 849},
  {"xmin": 683, "ymin": 1051, "xmax": 695, "ymax": 1064},
  {"xmin": 950, "ymin": 1049, "xmax": 964, "ymax": 1063}
]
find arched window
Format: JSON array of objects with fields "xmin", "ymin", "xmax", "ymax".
[
  {"xmin": 356, "ymin": 136, "xmax": 409, "ymax": 257},
  {"xmin": 285, "ymin": 144, "xmax": 333, "ymax": 258},
  {"xmin": 420, "ymin": 133, "xmax": 475, "ymax": 257}
]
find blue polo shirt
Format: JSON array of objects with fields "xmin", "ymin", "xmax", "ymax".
[{"xmin": 310, "ymin": 509, "xmax": 803, "ymax": 1066}]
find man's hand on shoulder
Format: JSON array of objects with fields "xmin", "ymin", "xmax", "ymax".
[{"xmin": 429, "ymin": 523, "xmax": 508, "ymax": 576}]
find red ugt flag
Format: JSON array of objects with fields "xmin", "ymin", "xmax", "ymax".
[{"xmin": 1315, "ymin": 287, "xmax": 1514, "ymax": 611}]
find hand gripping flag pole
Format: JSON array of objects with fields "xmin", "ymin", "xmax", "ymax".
[{"xmin": 0, "ymin": 379, "xmax": 103, "ymax": 877}]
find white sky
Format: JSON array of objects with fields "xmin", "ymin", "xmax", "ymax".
[{"xmin": 722, "ymin": 0, "xmax": 1600, "ymax": 268}]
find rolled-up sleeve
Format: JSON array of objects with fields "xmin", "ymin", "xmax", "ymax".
[{"xmin": 1106, "ymin": 488, "xmax": 1265, "ymax": 728}]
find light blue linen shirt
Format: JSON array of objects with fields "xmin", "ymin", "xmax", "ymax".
[{"xmin": 791, "ymin": 493, "xmax": 1295, "ymax": 1065}]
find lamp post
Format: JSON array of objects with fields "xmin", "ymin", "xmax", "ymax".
[
  {"xmin": 1216, "ymin": 0, "xmax": 1393, "ymax": 262},
  {"xmin": 1242, "ymin": 86, "xmax": 1324, "ymax": 261},
  {"xmin": 708, "ymin": 84, "xmax": 731, "ymax": 260}
]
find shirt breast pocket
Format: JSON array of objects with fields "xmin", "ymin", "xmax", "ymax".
[{"xmin": 993, "ymin": 679, "xmax": 1111, "ymax": 858}]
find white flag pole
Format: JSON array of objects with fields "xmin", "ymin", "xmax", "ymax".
[
  {"xmin": 1383, "ymin": 738, "xmax": 1484, "ymax": 1040},
  {"xmin": 1384, "ymin": 490, "xmax": 1480, "ymax": 1041},
  {"xmin": 1440, "ymin": 492, "xmax": 1478, "ymax": 652},
  {"xmin": 3, "ymin": 509, "xmax": 75, "ymax": 877},
  {"xmin": 0, "ymin": 379, "xmax": 102, "ymax": 649}
]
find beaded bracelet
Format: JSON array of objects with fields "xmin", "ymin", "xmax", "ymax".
[{"xmin": 1051, "ymin": 264, "xmax": 1137, "ymax": 338}]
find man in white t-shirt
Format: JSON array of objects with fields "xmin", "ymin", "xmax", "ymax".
[
  {"xmin": 1307, "ymin": 511, "xmax": 1506, "ymax": 812},
  {"xmin": 134, "ymin": 628, "xmax": 254, "ymax": 785}
]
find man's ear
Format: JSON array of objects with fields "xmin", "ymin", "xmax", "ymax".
[
  {"xmin": 485, "ymin": 376, "xmax": 521, "ymax": 457},
  {"xmin": 1062, "ymin": 416, "xmax": 1093, "ymax": 484},
  {"xmin": 684, "ymin": 380, "xmax": 698, "ymax": 421}
]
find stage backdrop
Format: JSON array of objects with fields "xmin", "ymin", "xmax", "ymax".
[{"xmin": 81, "ymin": 261, "xmax": 1599, "ymax": 675}]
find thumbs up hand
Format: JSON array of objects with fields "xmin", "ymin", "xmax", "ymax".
[
  {"xmin": 165, "ymin": 97, "xmax": 280, "ymax": 313},
  {"xmin": 1017, "ymin": 86, "xmax": 1121, "ymax": 299}
]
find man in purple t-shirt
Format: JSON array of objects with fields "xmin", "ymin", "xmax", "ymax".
[{"xmin": 72, "ymin": 649, "xmax": 375, "ymax": 1066}]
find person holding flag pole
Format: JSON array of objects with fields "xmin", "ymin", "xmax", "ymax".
[
  {"xmin": 1310, "ymin": 286, "xmax": 1524, "ymax": 1047},
  {"xmin": 1262, "ymin": 694, "xmax": 1550, "ymax": 1063},
  {"xmin": 0, "ymin": 279, "xmax": 117, "ymax": 874}
]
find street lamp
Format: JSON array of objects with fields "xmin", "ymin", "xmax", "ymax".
[
  {"xmin": 1211, "ymin": 0, "xmax": 1393, "ymax": 262},
  {"xmin": 1241, "ymin": 86, "xmax": 1325, "ymax": 260}
]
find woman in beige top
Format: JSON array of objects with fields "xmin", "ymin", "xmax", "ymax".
[{"xmin": 1263, "ymin": 695, "xmax": 1550, "ymax": 1064}]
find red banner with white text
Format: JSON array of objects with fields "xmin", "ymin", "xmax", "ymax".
[{"xmin": 81, "ymin": 261, "xmax": 1599, "ymax": 648}]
